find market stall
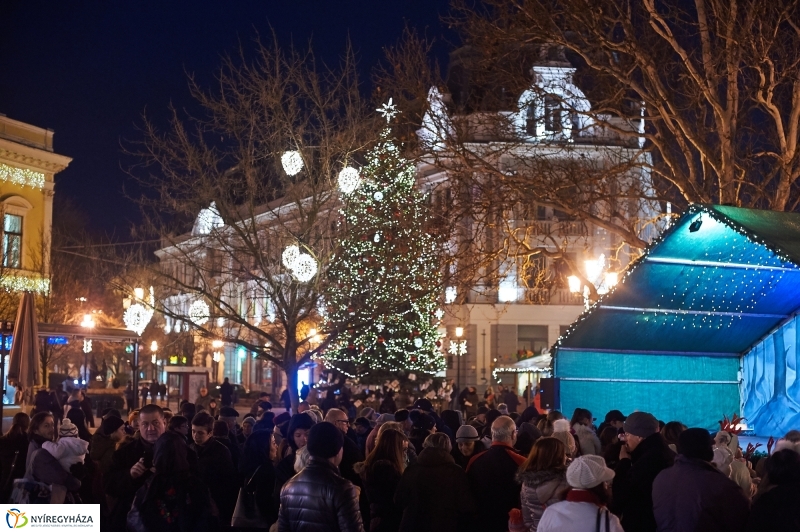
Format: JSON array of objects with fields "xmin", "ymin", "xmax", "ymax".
[{"xmin": 553, "ymin": 204, "xmax": 800, "ymax": 435}]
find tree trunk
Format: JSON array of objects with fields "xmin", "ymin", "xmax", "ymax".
[{"xmin": 284, "ymin": 357, "xmax": 300, "ymax": 414}]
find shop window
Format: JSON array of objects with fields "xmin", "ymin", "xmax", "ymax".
[{"xmin": 517, "ymin": 325, "xmax": 549, "ymax": 355}]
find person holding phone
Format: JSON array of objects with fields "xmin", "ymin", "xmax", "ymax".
[{"xmin": 104, "ymin": 404, "xmax": 166, "ymax": 530}]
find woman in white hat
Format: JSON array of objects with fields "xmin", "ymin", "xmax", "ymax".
[{"xmin": 537, "ymin": 454, "xmax": 623, "ymax": 532}]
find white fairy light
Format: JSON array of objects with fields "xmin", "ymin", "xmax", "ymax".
[
  {"xmin": 188, "ymin": 299, "xmax": 210, "ymax": 326},
  {"xmin": 338, "ymin": 167, "xmax": 361, "ymax": 195},
  {"xmin": 281, "ymin": 150, "xmax": 304, "ymax": 176}
]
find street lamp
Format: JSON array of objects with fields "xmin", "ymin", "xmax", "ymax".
[
  {"xmin": 150, "ymin": 341, "xmax": 158, "ymax": 381},
  {"xmin": 80, "ymin": 312, "xmax": 95, "ymax": 387},
  {"xmin": 450, "ymin": 326, "xmax": 467, "ymax": 408}
]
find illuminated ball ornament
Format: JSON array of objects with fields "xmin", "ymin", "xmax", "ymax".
[
  {"xmin": 281, "ymin": 150, "xmax": 304, "ymax": 176},
  {"xmin": 282, "ymin": 244, "xmax": 318, "ymax": 283},
  {"xmin": 338, "ymin": 167, "xmax": 361, "ymax": 195},
  {"xmin": 188, "ymin": 300, "xmax": 210, "ymax": 326},
  {"xmin": 373, "ymin": 191, "xmax": 384, "ymax": 201}
]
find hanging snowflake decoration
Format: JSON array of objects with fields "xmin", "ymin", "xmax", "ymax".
[
  {"xmin": 188, "ymin": 299, "xmax": 210, "ymax": 326},
  {"xmin": 281, "ymin": 150, "xmax": 304, "ymax": 176},
  {"xmin": 123, "ymin": 286, "xmax": 155, "ymax": 336},
  {"xmin": 338, "ymin": 167, "xmax": 361, "ymax": 195}
]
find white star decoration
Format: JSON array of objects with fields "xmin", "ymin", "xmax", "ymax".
[{"xmin": 376, "ymin": 98, "xmax": 398, "ymax": 123}]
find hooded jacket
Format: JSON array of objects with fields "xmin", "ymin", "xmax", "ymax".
[
  {"xmin": 572, "ymin": 423, "xmax": 602, "ymax": 456},
  {"xmin": 395, "ymin": 447, "xmax": 475, "ymax": 532},
  {"xmin": 517, "ymin": 468, "xmax": 569, "ymax": 532},
  {"xmin": 653, "ymin": 455, "xmax": 749, "ymax": 532}
]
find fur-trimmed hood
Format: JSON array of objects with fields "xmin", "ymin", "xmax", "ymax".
[{"xmin": 516, "ymin": 467, "xmax": 567, "ymax": 487}]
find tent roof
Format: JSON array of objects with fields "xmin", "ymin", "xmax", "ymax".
[
  {"xmin": 555, "ymin": 204, "xmax": 800, "ymax": 357},
  {"xmin": 37, "ymin": 323, "xmax": 140, "ymax": 343}
]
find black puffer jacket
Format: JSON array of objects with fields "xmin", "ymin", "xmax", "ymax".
[{"xmin": 278, "ymin": 457, "xmax": 365, "ymax": 532}]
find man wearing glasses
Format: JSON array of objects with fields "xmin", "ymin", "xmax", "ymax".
[{"xmin": 324, "ymin": 408, "xmax": 364, "ymax": 488}]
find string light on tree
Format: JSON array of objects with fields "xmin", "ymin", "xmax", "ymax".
[
  {"xmin": 281, "ymin": 150, "xmax": 304, "ymax": 176},
  {"xmin": 326, "ymin": 98, "xmax": 445, "ymax": 379}
]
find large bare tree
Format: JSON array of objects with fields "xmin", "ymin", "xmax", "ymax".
[{"xmin": 126, "ymin": 38, "xmax": 381, "ymax": 410}]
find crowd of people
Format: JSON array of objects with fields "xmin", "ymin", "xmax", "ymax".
[{"xmin": 0, "ymin": 384, "xmax": 798, "ymax": 532}]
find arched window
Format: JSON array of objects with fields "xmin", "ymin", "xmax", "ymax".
[{"xmin": 544, "ymin": 96, "xmax": 562, "ymax": 132}]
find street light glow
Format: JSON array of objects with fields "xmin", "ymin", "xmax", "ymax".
[
  {"xmin": 80, "ymin": 314, "xmax": 95, "ymax": 328},
  {"xmin": 455, "ymin": 326, "xmax": 464, "ymax": 338}
]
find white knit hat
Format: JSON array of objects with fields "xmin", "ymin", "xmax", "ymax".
[
  {"xmin": 553, "ymin": 419, "xmax": 571, "ymax": 433},
  {"xmin": 566, "ymin": 455, "xmax": 615, "ymax": 489}
]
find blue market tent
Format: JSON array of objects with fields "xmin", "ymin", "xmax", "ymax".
[{"xmin": 553, "ymin": 204, "xmax": 800, "ymax": 434}]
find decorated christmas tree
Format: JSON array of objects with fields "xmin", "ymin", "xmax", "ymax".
[{"xmin": 325, "ymin": 100, "xmax": 446, "ymax": 381}]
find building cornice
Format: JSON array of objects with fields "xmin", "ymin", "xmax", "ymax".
[{"xmin": 0, "ymin": 139, "xmax": 72, "ymax": 175}]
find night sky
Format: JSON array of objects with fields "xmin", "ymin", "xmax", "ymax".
[{"xmin": 0, "ymin": 1, "xmax": 452, "ymax": 236}]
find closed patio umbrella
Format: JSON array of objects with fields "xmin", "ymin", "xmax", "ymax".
[{"xmin": 7, "ymin": 292, "xmax": 41, "ymax": 391}]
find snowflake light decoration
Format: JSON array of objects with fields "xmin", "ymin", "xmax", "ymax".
[
  {"xmin": 123, "ymin": 287, "xmax": 155, "ymax": 336},
  {"xmin": 376, "ymin": 98, "xmax": 399, "ymax": 123},
  {"xmin": 188, "ymin": 299, "xmax": 210, "ymax": 326},
  {"xmin": 281, "ymin": 150, "xmax": 304, "ymax": 176},
  {"xmin": 338, "ymin": 167, "xmax": 361, "ymax": 195}
]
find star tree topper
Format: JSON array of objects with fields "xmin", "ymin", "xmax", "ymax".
[{"xmin": 376, "ymin": 98, "xmax": 399, "ymax": 123}]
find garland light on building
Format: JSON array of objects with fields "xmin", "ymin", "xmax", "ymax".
[
  {"xmin": 325, "ymin": 99, "xmax": 445, "ymax": 379},
  {"xmin": 0, "ymin": 163, "xmax": 46, "ymax": 190}
]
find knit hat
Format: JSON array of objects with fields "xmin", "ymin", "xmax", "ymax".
[
  {"xmin": 623, "ymin": 412, "xmax": 659, "ymax": 438},
  {"xmin": 497, "ymin": 403, "xmax": 509, "ymax": 415},
  {"xmin": 354, "ymin": 417, "xmax": 372, "ymax": 430},
  {"xmin": 566, "ymin": 455, "xmax": 615, "ymax": 489},
  {"xmin": 394, "ymin": 409, "xmax": 409, "ymax": 422},
  {"xmin": 100, "ymin": 415, "xmax": 125, "ymax": 436},
  {"xmin": 219, "ymin": 407, "xmax": 239, "ymax": 418},
  {"xmin": 412, "ymin": 399, "xmax": 433, "ymax": 412},
  {"xmin": 59, "ymin": 419, "xmax": 79, "ymax": 438},
  {"xmin": 259, "ymin": 401, "xmax": 273, "ymax": 411},
  {"xmin": 678, "ymin": 428, "xmax": 714, "ymax": 461},
  {"xmin": 553, "ymin": 419, "xmax": 571, "ymax": 433},
  {"xmin": 241, "ymin": 416, "xmax": 256, "ymax": 427},
  {"xmin": 307, "ymin": 422, "xmax": 344, "ymax": 459},
  {"xmin": 456, "ymin": 425, "xmax": 479, "ymax": 443},
  {"xmin": 413, "ymin": 412, "xmax": 436, "ymax": 432},
  {"xmin": 359, "ymin": 407, "xmax": 376, "ymax": 420}
]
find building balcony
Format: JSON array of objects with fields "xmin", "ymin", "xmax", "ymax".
[
  {"xmin": 513, "ymin": 219, "xmax": 588, "ymax": 237},
  {"xmin": 466, "ymin": 286, "xmax": 584, "ymax": 306}
]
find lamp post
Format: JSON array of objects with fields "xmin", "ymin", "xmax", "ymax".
[
  {"xmin": 150, "ymin": 341, "xmax": 158, "ymax": 381},
  {"xmin": 449, "ymin": 327, "xmax": 467, "ymax": 409},
  {"xmin": 123, "ymin": 287, "xmax": 155, "ymax": 409},
  {"xmin": 80, "ymin": 313, "xmax": 95, "ymax": 387}
]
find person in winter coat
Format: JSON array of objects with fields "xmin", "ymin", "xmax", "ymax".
[
  {"xmin": 461, "ymin": 387, "xmax": 480, "ymax": 419},
  {"xmin": 395, "ymin": 433, "xmax": 475, "ymax": 532},
  {"xmin": 408, "ymin": 412, "xmax": 436, "ymax": 455},
  {"xmin": 466, "ymin": 416, "xmax": 526, "ymax": 532},
  {"xmin": 128, "ymin": 431, "xmax": 214, "ymax": 532},
  {"xmin": 104, "ymin": 404, "xmax": 167, "ymax": 529},
  {"xmin": 611, "ymin": 412, "xmax": 674, "ymax": 532},
  {"xmin": 190, "ymin": 412, "xmax": 238, "ymax": 526},
  {"xmin": 653, "ymin": 428, "xmax": 750, "ymax": 532},
  {"xmin": 537, "ymin": 454, "xmax": 623, "ymax": 532},
  {"xmin": 746, "ymin": 448, "xmax": 800, "ymax": 532},
  {"xmin": 24, "ymin": 412, "xmax": 82, "ymax": 501},
  {"xmin": 354, "ymin": 428, "xmax": 406, "ymax": 532},
  {"xmin": 571, "ymin": 408, "xmax": 602, "ymax": 456},
  {"xmin": 278, "ymin": 422, "xmax": 365, "ymax": 532},
  {"xmin": 517, "ymin": 437, "xmax": 570, "ymax": 532},
  {"xmin": 0, "ymin": 413, "xmax": 30, "ymax": 502},
  {"xmin": 274, "ymin": 412, "xmax": 315, "ymax": 496},
  {"xmin": 451, "ymin": 425, "xmax": 486, "ymax": 469},
  {"xmin": 239, "ymin": 429, "xmax": 279, "ymax": 527},
  {"xmin": 90, "ymin": 415, "xmax": 126, "ymax": 475}
]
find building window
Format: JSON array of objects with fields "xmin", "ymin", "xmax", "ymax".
[
  {"xmin": 570, "ymin": 112, "xmax": 581, "ymax": 138},
  {"xmin": 544, "ymin": 96, "xmax": 562, "ymax": 132},
  {"xmin": 525, "ymin": 105, "xmax": 537, "ymax": 135},
  {"xmin": 518, "ymin": 325, "xmax": 549, "ymax": 355},
  {"xmin": 3, "ymin": 214, "xmax": 22, "ymax": 269}
]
